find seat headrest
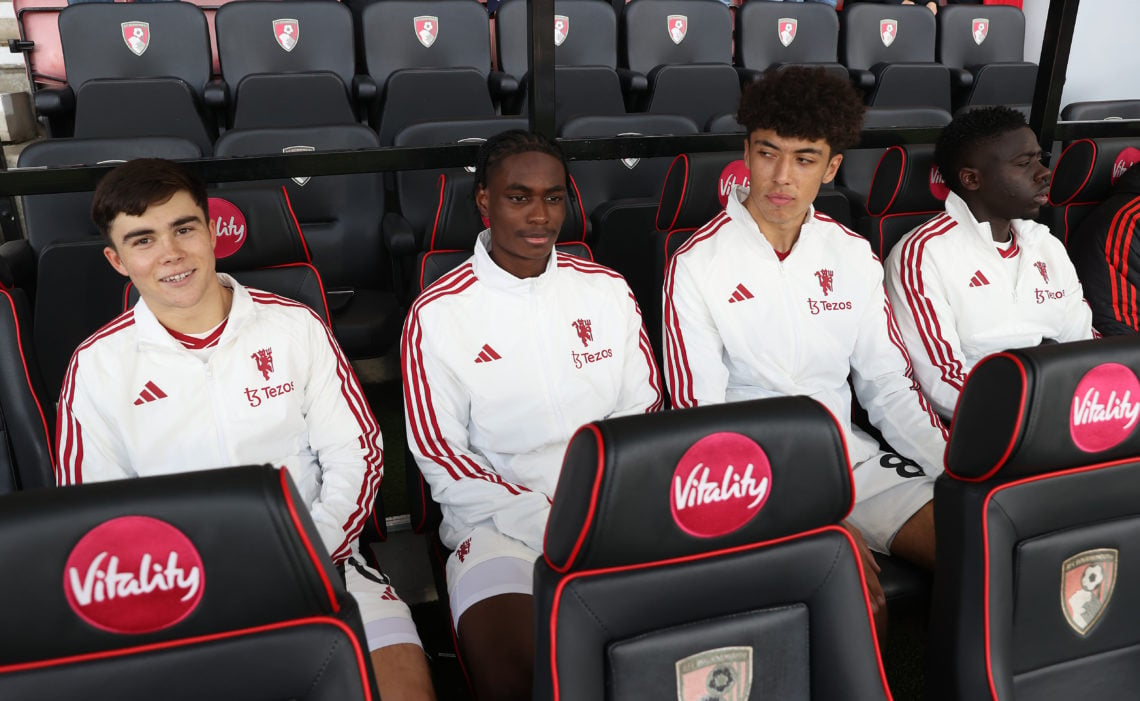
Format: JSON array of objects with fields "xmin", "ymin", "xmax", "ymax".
[
  {"xmin": 0, "ymin": 465, "xmax": 347, "ymax": 665},
  {"xmin": 947, "ymin": 337, "xmax": 1140, "ymax": 481},
  {"xmin": 655, "ymin": 152, "xmax": 738, "ymax": 231},
  {"xmin": 208, "ymin": 184, "xmax": 310, "ymax": 270},
  {"xmin": 544, "ymin": 396, "xmax": 852, "ymax": 573},
  {"xmin": 867, "ymin": 144, "xmax": 949, "ymax": 216},
  {"xmin": 1049, "ymin": 138, "xmax": 1140, "ymax": 206}
]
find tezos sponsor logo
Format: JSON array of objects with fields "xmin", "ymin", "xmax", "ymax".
[
  {"xmin": 718, "ymin": 160, "xmax": 750, "ymax": 208},
  {"xmin": 1070, "ymin": 362, "xmax": 1140, "ymax": 452},
  {"xmin": 64, "ymin": 516, "xmax": 204, "ymax": 634},
  {"xmin": 1034, "ymin": 288, "xmax": 1064, "ymax": 304},
  {"xmin": 670, "ymin": 432, "xmax": 772, "ymax": 538},
  {"xmin": 209, "ymin": 197, "xmax": 246, "ymax": 259},
  {"xmin": 806, "ymin": 298, "xmax": 852, "ymax": 315}
]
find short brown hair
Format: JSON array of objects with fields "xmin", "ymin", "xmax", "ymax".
[
  {"xmin": 91, "ymin": 159, "xmax": 209, "ymax": 243},
  {"xmin": 737, "ymin": 66, "xmax": 865, "ymax": 155}
]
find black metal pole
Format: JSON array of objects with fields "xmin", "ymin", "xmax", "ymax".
[
  {"xmin": 526, "ymin": 0, "xmax": 556, "ymax": 139},
  {"xmin": 1031, "ymin": 0, "xmax": 1081, "ymax": 149}
]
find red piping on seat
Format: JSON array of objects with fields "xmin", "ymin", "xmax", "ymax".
[{"xmin": 279, "ymin": 468, "xmax": 340, "ymax": 613}]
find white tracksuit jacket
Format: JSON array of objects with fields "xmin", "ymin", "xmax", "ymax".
[
  {"xmin": 663, "ymin": 187, "xmax": 948, "ymax": 478},
  {"xmin": 885, "ymin": 191, "xmax": 1096, "ymax": 419},
  {"xmin": 402, "ymin": 232, "xmax": 663, "ymax": 553},
  {"xmin": 56, "ymin": 275, "xmax": 383, "ymax": 563}
]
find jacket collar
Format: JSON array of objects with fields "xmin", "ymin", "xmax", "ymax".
[
  {"xmin": 134, "ymin": 273, "xmax": 249, "ymax": 350},
  {"xmin": 726, "ymin": 185, "xmax": 819, "ymax": 260},
  {"xmin": 944, "ymin": 190, "xmax": 1050, "ymax": 246},
  {"xmin": 471, "ymin": 229, "xmax": 558, "ymax": 290}
]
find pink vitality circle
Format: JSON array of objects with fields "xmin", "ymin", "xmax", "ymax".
[
  {"xmin": 63, "ymin": 516, "xmax": 205, "ymax": 634},
  {"xmin": 1069, "ymin": 362, "xmax": 1140, "ymax": 453},
  {"xmin": 670, "ymin": 432, "xmax": 773, "ymax": 538},
  {"xmin": 717, "ymin": 160, "xmax": 751, "ymax": 208},
  {"xmin": 209, "ymin": 197, "xmax": 247, "ymax": 259}
]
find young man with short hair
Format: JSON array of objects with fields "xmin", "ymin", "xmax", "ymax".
[
  {"xmin": 663, "ymin": 68, "xmax": 949, "ymax": 608},
  {"xmin": 885, "ymin": 106, "xmax": 1096, "ymax": 419},
  {"xmin": 403, "ymin": 130, "xmax": 662, "ymax": 700},
  {"xmin": 56, "ymin": 159, "xmax": 436, "ymax": 701}
]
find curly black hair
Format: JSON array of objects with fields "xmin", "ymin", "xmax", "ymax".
[
  {"xmin": 737, "ymin": 66, "xmax": 865, "ymax": 155},
  {"xmin": 473, "ymin": 129, "xmax": 568, "ymax": 190},
  {"xmin": 935, "ymin": 105, "xmax": 1029, "ymax": 196}
]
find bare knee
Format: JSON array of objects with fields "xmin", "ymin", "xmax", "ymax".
[
  {"xmin": 890, "ymin": 500, "xmax": 935, "ymax": 571},
  {"xmin": 370, "ymin": 642, "xmax": 437, "ymax": 701},
  {"xmin": 457, "ymin": 593, "xmax": 534, "ymax": 701}
]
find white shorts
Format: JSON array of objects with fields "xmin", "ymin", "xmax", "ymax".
[
  {"xmin": 846, "ymin": 451, "xmax": 935, "ymax": 553},
  {"xmin": 445, "ymin": 527, "xmax": 540, "ymax": 627},
  {"xmin": 343, "ymin": 554, "xmax": 423, "ymax": 652}
]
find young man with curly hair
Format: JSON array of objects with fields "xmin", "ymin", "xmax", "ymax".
[
  {"xmin": 885, "ymin": 106, "xmax": 1095, "ymax": 419},
  {"xmin": 663, "ymin": 67, "xmax": 949, "ymax": 616}
]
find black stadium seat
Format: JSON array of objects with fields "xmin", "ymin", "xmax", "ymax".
[
  {"xmin": 47, "ymin": 3, "xmax": 217, "ymax": 153},
  {"xmin": 930, "ymin": 337, "xmax": 1140, "ymax": 700},
  {"xmin": 0, "ymin": 465, "xmax": 377, "ymax": 700},
  {"xmin": 937, "ymin": 5, "xmax": 1036, "ymax": 112},
  {"xmin": 536, "ymin": 396, "xmax": 891, "ymax": 700},
  {"xmin": 1062, "ymin": 99, "xmax": 1140, "ymax": 122},
  {"xmin": 361, "ymin": 0, "xmax": 512, "ymax": 144},
  {"xmin": 735, "ymin": 1, "xmax": 847, "ymax": 84},
  {"xmin": 214, "ymin": 0, "xmax": 374, "ymax": 128},
  {"xmin": 620, "ymin": 0, "xmax": 740, "ymax": 130},
  {"xmin": 1047, "ymin": 137, "xmax": 1140, "ymax": 246},
  {"xmin": 0, "ymin": 287, "xmax": 54, "ymax": 494},
  {"xmin": 496, "ymin": 0, "xmax": 620, "ymax": 79},
  {"xmin": 841, "ymin": 3, "xmax": 951, "ymax": 112},
  {"xmin": 213, "ymin": 126, "xmax": 402, "ymax": 360},
  {"xmin": 863, "ymin": 143, "xmax": 949, "ymax": 260}
]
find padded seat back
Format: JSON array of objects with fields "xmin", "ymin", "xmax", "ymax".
[
  {"xmin": 842, "ymin": 3, "xmax": 936, "ymax": 71},
  {"xmin": 71, "ymin": 78, "xmax": 216, "ymax": 155},
  {"xmin": 1061, "ymin": 100, "xmax": 1140, "ymax": 122},
  {"xmin": 373, "ymin": 68, "xmax": 496, "ymax": 146},
  {"xmin": 622, "ymin": 0, "xmax": 732, "ymax": 75},
  {"xmin": 735, "ymin": 1, "xmax": 840, "ymax": 70},
  {"xmin": 496, "ymin": 0, "xmax": 619, "ymax": 80},
  {"xmin": 0, "ymin": 465, "xmax": 375, "ymax": 701},
  {"xmin": 938, "ymin": 6, "xmax": 1034, "ymax": 109},
  {"xmin": 215, "ymin": 1, "xmax": 359, "ymax": 128},
  {"xmin": 864, "ymin": 143, "xmax": 949, "ymax": 259},
  {"xmin": 1048, "ymin": 138, "xmax": 1140, "ymax": 245},
  {"xmin": 535, "ymin": 397, "xmax": 888, "ymax": 701},
  {"xmin": 0, "ymin": 287, "xmax": 53, "ymax": 494},
  {"xmin": 930, "ymin": 337, "xmax": 1140, "ymax": 701}
]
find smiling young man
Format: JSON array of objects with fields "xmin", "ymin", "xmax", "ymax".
[
  {"xmin": 663, "ymin": 68, "xmax": 950, "ymax": 611},
  {"xmin": 885, "ymin": 106, "xmax": 1096, "ymax": 420},
  {"xmin": 56, "ymin": 159, "xmax": 436, "ymax": 701},
  {"xmin": 402, "ymin": 130, "xmax": 662, "ymax": 700}
]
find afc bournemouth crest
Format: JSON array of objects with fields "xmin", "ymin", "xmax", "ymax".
[
  {"xmin": 554, "ymin": 15, "xmax": 569, "ymax": 47},
  {"xmin": 880, "ymin": 19, "xmax": 898, "ymax": 48},
  {"xmin": 668, "ymin": 15, "xmax": 688, "ymax": 45},
  {"xmin": 972, "ymin": 18, "xmax": 990, "ymax": 45},
  {"xmin": 618, "ymin": 132, "xmax": 641, "ymax": 170},
  {"xmin": 282, "ymin": 145, "xmax": 315, "ymax": 186},
  {"xmin": 778, "ymin": 18, "xmax": 797, "ymax": 48},
  {"xmin": 273, "ymin": 19, "xmax": 299, "ymax": 52},
  {"xmin": 252, "ymin": 348, "xmax": 274, "ymax": 381},
  {"xmin": 122, "ymin": 22, "xmax": 150, "ymax": 56},
  {"xmin": 676, "ymin": 646, "xmax": 753, "ymax": 701},
  {"xmin": 572, "ymin": 318, "xmax": 593, "ymax": 348},
  {"xmin": 415, "ymin": 16, "xmax": 439, "ymax": 48},
  {"xmin": 1061, "ymin": 548, "xmax": 1118, "ymax": 636}
]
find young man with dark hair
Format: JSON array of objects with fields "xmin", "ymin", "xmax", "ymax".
[
  {"xmin": 57, "ymin": 159, "xmax": 436, "ymax": 701},
  {"xmin": 886, "ymin": 105, "xmax": 1095, "ymax": 419},
  {"xmin": 403, "ymin": 130, "xmax": 662, "ymax": 700},
  {"xmin": 663, "ymin": 67, "xmax": 948, "ymax": 611}
]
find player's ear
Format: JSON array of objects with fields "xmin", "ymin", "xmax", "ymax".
[
  {"xmin": 822, "ymin": 153, "xmax": 843, "ymax": 184},
  {"xmin": 959, "ymin": 167, "xmax": 981, "ymax": 192},
  {"xmin": 475, "ymin": 184, "xmax": 490, "ymax": 219},
  {"xmin": 103, "ymin": 245, "xmax": 129, "ymax": 277}
]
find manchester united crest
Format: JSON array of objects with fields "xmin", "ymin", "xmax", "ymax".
[
  {"xmin": 415, "ymin": 15, "xmax": 439, "ymax": 48},
  {"xmin": 1061, "ymin": 548, "xmax": 1118, "ymax": 636},
  {"xmin": 668, "ymin": 15, "xmax": 688, "ymax": 45},
  {"xmin": 252, "ymin": 348, "xmax": 274, "ymax": 381},
  {"xmin": 815, "ymin": 268, "xmax": 834, "ymax": 296},
  {"xmin": 572, "ymin": 319, "xmax": 593, "ymax": 348},
  {"xmin": 282, "ymin": 145, "xmax": 315, "ymax": 186},
  {"xmin": 972, "ymin": 18, "xmax": 990, "ymax": 45},
  {"xmin": 675, "ymin": 646, "xmax": 753, "ymax": 701},
  {"xmin": 880, "ymin": 19, "xmax": 898, "ymax": 47},
  {"xmin": 1034, "ymin": 260, "xmax": 1049, "ymax": 284},
  {"xmin": 554, "ymin": 15, "xmax": 569, "ymax": 47},
  {"xmin": 122, "ymin": 21, "xmax": 150, "ymax": 57},
  {"xmin": 273, "ymin": 19, "xmax": 299, "ymax": 52},
  {"xmin": 778, "ymin": 18, "xmax": 797, "ymax": 48}
]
